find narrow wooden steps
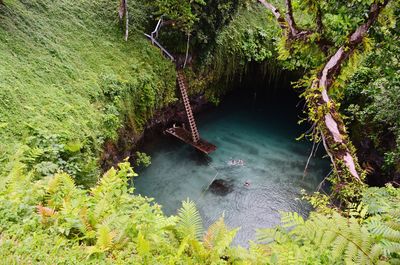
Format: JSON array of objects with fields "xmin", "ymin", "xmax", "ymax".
[
  {"xmin": 165, "ymin": 71, "xmax": 216, "ymax": 154},
  {"xmin": 145, "ymin": 19, "xmax": 216, "ymax": 155},
  {"xmin": 166, "ymin": 127, "xmax": 217, "ymax": 154},
  {"xmin": 177, "ymin": 71, "xmax": 200, "ymax": 143}
]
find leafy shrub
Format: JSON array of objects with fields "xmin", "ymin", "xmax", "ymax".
[
  {"xmin": 255, "ymin": 186, "xmax": 400, "ymax": 264},
  {"xmin": 0, "ymin": 160, "xmax": 245, "ymax": 264},
  {"xmin": 134, "ymin": 151, "xmax": 151, "ymax": 168},
  {"xmin": 0, "ymin": 0, "xmax": 176, "ymax": 185},
  {"xmin": 344, "ymin": 28, "xmax": 400, "ymax": 177}
]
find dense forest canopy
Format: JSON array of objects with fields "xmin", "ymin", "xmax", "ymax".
[{"xmin": 0, "ymin": 0, "xmax": 399, "ymax": 263}]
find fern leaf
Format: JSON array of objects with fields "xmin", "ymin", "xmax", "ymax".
[
  {"xmin": 319, "ymin": 230, "xmax": 337, "ymax": 249},
  {"xmin": 280, "ymin": 212, "xmax": 304, "ymax": 228},
  {"xmin": 137, "ymin": 231, "xmax": 150, "ymax": 256},
  {"xmin": 344, "ymin": 241, "xmax": 358, "ymax": 264},
  {"xmin": 203, "ymin": 216, "xmax": 238, "ymax": 254},
  {"xmin": 256, "ymin": 228, "xmax": 277, "ymax": 244},
  {"xmin": 331, "ymin": 235, "xmax": 349, "ymax": 261},
  {"xmin": 176, "ymin": 199, "xmax": 203, "ymax": 240},
  {"xmin": 369, "ymin": 243, "xmax": 384, "ymax": 263},
  {"xmin": 96, "ymin": 224, "xmax": 114, "ymax": 251},
  {"xmin": 372, "ymin": 224, "xmax": 400, "ymax": 242}
]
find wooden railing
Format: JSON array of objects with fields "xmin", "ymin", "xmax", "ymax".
[{"xmin": 145, "ymin": 19, "xmax": 201, "ymax": 144}]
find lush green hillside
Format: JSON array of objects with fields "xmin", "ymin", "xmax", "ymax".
[
  {"xmin": 0, "ymin": 0, "xmax": 399, "ymax": 264},
  {"xmin": 0, "ymin": 0, "xmax": 176, "ymax": 185}
]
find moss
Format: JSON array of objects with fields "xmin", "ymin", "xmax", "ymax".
[{"xmin": 0, "ymin": 0, "xmax": 176, "ymax": 185}]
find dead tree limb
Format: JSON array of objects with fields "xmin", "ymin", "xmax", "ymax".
[
  {"xmin": 118, "ymin": 0, "xmax": 129, "ymax": 41},
  {"xmin": 183, "ymin": 32, "xmax": 190, "ymax": 68}
]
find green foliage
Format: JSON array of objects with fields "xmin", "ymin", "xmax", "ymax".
[
  {"xmin": 0, "ymin": 156, "xmax": 399, "ymax": 264},
  {"xmin": 0, "ymin": 0, "xmax": 399, "ymax": 264},
  {"xmin": 203, "ymin": 216, "xmax": 240, "ymax": 260},
  {"xmin": 0, "ymin": 161, "xmax": 245, "ymax": 264},
  {"xmin": 176, "ymin": 199, "xmax": 203, "ymax": 240},
  {"xmin": 198, "ymin": 4, "xmax": 282, "ymax": 100},
  {"xmin": 0, "ymin": 0, "xmax": 176, "ymax": 185},
  {"xmin": 134, "ymin": 151, "xmax": 151, "ymax": 168},
  {"xmin": 19, "ymin": 131, "xmax": 98, "ymax": 186},
  {"xmin": 256, "ymin": 187, "xmax": 400, "ymax": 264},
  {"xmin": 150, "ymin": 0, "xmax": 206, "ymax": 32},
  {"xmin": 344, "ymin": 25, "xmax": 400, "ymax": 175}
]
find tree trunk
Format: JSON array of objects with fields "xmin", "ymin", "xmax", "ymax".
[
  {"xmin": 258, "ymin": 0, "xmax": 390, "ymax": 195},
  {"xmin": 118, "ymin": 0, "xmax": 129, "ymax": 41}
]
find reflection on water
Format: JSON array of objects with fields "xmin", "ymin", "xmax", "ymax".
[{"xmin": 133, "ymin": 89, "xmax": 329, "ymax": 247}]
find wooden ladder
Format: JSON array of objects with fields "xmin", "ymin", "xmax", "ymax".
[{"xmin": 177, "ymin": 71, "xmax": 200, "ymax": 143}]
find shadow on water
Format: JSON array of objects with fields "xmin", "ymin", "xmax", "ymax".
[{"xmin": 132, "ymin": 71, "xmax": 330, "ymax": 247}]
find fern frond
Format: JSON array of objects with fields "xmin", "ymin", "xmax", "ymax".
[
  {"xmin": 256, "ymin": 228, "xmax": 277, "ymax": 244},
  {"xmin": 203, "ymin": 216, "xmax": 239, "ymax": 259},
  {"xmin": 306, "ymin": 213, "xmax": 377, "ymax": 264},
  {"xmin": 331, "ymin": 235, "xmax": 349, "ymax": 260},
  {"xmin": 370, "ymin": 221, "xmax": 400, "ymax": 242},
  {"xmin": 344, "ymin": 241, "xmax": 358, "ymax": 264},
  {"xmin": 369, "ymin": 243, "xmax": 384, "ymax": 262},
  {"xmin": 386, "ymin": 220, "xmax": 400, "ymax": 231},
  {"xmin": 381, "ymin": 240, "xmax": 400, "ymax": 257},
  {"xmin": 280, "ymin": 212, "xmax": 304, "ymax": 228},
  {"xmin": 95, "ymin": 224, "xmax": 115, "ymax": 251},
  {"xmin": 24, "ymin": 147, "xmax": 44, "ymax": 162},
  {"xmin": 176, "ymin": 199, "xmax": 203, "ymax": 240},
  {"xmin": 319, "ymin": 230, "xmax": 337, "ymax": 249},
  {"xmin": 137, "ymin": 231, "xmax": 150, "ymax": 256}
]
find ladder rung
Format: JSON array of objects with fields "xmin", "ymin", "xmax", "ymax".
[{"xmin": 177, "ymin": 72, "xmax": 199, "ymax": 143}]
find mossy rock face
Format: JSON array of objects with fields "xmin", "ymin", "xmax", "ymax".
[{"xmin": 209, "ymin": 179, "xmax": 234, "ymax": 196}]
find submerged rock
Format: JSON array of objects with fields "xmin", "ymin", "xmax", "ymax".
[{"xmin": 208, "ymin": 179, "xmax": 234, "ymax": 196}]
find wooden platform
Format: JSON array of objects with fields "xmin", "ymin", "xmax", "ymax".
[{"xmin": 166, "ymin": 127, "xmax": 217, "ymax": 154}]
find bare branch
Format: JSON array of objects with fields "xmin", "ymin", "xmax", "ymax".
[
  {"xmin": 258, "ymin": 0, "xmax": 313, "ymax": 40},
  {"xmin": 258, "ymin": 0, "xmax": 287, "ymax": 31},
  {"xmin": 118, "ymin": 0, "xmax": 129, "ymax": 41},
  {"xmin": 316, "ymin": 6, "xmax": 323, "ymax": 34},
  {"xmin": 303, "ymin": 127, "xmax": 316, "ymax": 178},
  {"xmin": 124, "ymin": 0, "xmax": 129, "ymax": 41},
  {"xmin": 285, "ymin": 0, "xmax": 299, "ymax": 36}
]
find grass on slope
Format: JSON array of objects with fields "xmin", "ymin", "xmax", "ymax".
[{"xmin": 0, "ymin": 0, "xmax": 176, "ymax": 185}]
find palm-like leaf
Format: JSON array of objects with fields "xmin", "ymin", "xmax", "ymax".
[{"xmin": 176, "ymin": 199, "xmax": 203, "ymax": 240}]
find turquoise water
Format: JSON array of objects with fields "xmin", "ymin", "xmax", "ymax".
[{"xmin": 133, "ymin": 89, "xmax": 329, "ymax": 246}]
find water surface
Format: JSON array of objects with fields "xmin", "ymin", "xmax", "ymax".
[{"xmin": 133, "ymin": 88, "xmax": 329, "ymax": 246}]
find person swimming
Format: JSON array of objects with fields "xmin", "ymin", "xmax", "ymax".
[
  {"xmin": 244, "ymin": 181, "xmax": 250, "ymax": 187},
  {"xmin": 228, "ymin": 159, "xmax": 244, "ymax": 166}
]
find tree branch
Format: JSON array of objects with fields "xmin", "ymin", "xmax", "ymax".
[
  {"xmin": 258, "ymin": 0, "xmax": 287, "ymax": 31},
  {"xmin": 258, "ymin": 0, "xmax": 314, "ymax": 41},
  {"xmin": 311, "ymin": 0, "xmax": 390, "ymax": 182},
  {"xmin": 318, "ymin": 0, "xmax": 390, "ymax": 97},
  {"xmin": 316, "ymin": 6, "xmax": 323, "ymax": 34},
  {"xmin": 259, "ymin": 0, "xmax": 390, "ymax": 186},
  {"xmin": 124, "ymin": 0, "xmax": 129, "ymax": 41},
  {"xmin": 285, "ymin": 0, "xmax": 299, "ymax": 36},
  {"xmin": 118, "ymin": 0, "xmax": 129, "ymax": 41}
]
